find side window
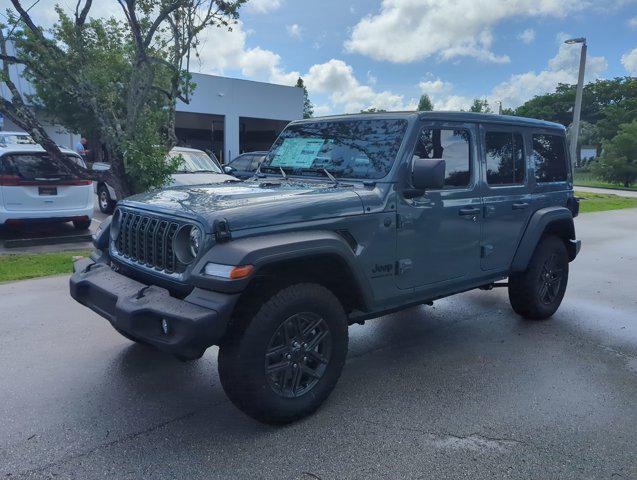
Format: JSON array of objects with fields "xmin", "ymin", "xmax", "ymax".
[
  {"xmin": 532, "ymin": 134, "xmax": 567, "ymax": 183},
  {"xmin": 414, "ymin": 128, "xmax": 471, "ymax": 188},
  {"xmin": 248, "ymin": 155, "xmax": 262, "ymax": 171},
  {"xmin": 485, "ymin": 131, "xmax": 525, "ymax": 185},
  {"xmin": 231, "ymin": 155, "xmax": 251, "ymax": 170}
]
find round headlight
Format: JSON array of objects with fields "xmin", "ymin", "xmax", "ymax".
[
  {"xmin": 189, "ymin": 226, "xmax": 202, "ymax": 258},
  {"xmin": 174, "ymin": 225, "xmax": 202, "ymax": 265}
]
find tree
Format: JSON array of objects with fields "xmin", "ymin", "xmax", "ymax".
[
  {"xmin": 469, "ymin": 98, "xmax": 491, "ymax": 113},
  {"xmin": 591, "ymin": 120, "xmax": 637, "ymax": 187},
  {"xmin": 417, "ymin": 94, "xmax": 433, "ymax": 111},
  {"xmin": 0, "ymin": 0, "xmax": 245, "ymax": 197},
  {"xmin": 295, "ymin": 77, "xmax": 313, "ymax": 119}
]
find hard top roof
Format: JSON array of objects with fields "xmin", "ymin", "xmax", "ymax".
[{"xmin": 292, "ymin": 111, "xmax": 565, "ymax": 130}]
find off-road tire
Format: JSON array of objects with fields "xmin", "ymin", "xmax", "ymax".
[
  {"xmin": 97, "ymin": 185, "xmax": 115, "ymax": 214},
  {"xmin": 218, "ymin": 283, "xmax": 348, "ymax": 424},
  {"xmin": 73, "ymin": 219, "xmax": 92, "ymax": 231},
  {"xmin": 508, "ymin": 235, "xmax": 569, "ymax": 320}
]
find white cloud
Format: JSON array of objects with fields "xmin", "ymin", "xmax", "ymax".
[
  {"xmin": 418, "ymin": 78, "xmax": 453, "ymax": 95},
  {"xmin": 304, "ymin": 59, "xmax": 415, "ymax": 113},
  {"xmin": 518, "ymin": 28, "xmax": 536, "ymax": 44},
  {"xmin": 344, "ymin": 0, "xmax": 615, "ymax": 64},
  {"xmin": 245, "ymin": 0, "xmax": 283, "ymax": 14},
  {"xmin": 286, "ymin": 24, "xmax": 302, "ymax": 39},
  {"xmin": 629, "ymin": 17, "xmax": 637, "ymax": 27},
  {"xmin": 489, "ymin": 37, "xmax": 608, "ymax": 108},
  {"xmin": 194, "ymin": 24, "xmax": 411, "ymax": 114},
  {"xmin": 621, "ymin": 47, "xmax": 637, "ymax": 75},
  {"xmin": 194, "ymin": 20, "xmax": 299, "ymax": 85}
]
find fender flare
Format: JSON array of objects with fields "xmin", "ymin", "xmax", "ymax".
[
  {"xmin": 189, "ymin": 230, "xmax": 374, "ymax": 310},
  {"xmin": 510, "ymin": 206, "xmax": 576, "ymax": 272}
]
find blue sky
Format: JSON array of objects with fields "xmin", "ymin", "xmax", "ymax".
[
  {"xmin": 12, "ymin": 0, "xmax": 637, "ymax": 114},
  {"xmin": 193, "ymin": 0, "xmax": 637, "ymax": 114}
]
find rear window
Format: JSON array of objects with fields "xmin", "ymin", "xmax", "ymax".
[
  {"xmin": 532, "ymin": 134, "xmax": 567, "ymax": 183},
  {"xmin": 0, "ymin": 153, "xmax": 82, "ymax": 180}
]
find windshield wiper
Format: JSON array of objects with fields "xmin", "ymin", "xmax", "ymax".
[{"xmin": 322, "ymin": 168, "xmax": 339, "ymax": 187}]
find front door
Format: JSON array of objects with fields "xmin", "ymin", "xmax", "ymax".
[
  {"xmin": 480, "ymin": 126, "xmax": 533, "ymax": 271},
  {"xmin": 396, "ymin": 121, "xmax": 482, "ymax": 290}
]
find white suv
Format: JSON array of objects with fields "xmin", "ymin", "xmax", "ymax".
[{"xmin": 0, "ymin": 144, "xmax": 94, "ymax": 230}]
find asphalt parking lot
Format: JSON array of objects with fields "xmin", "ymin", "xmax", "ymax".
[{"xmin": 1, "ymin": 208, "xmax": 636, "ymax": 479}]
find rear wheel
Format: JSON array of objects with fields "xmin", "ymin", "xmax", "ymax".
[
  {"xmin": 508, "ymin": 235, "xmax": 569, "ymax": 320},
  {"xmin": 97, "ymin": 185, "xmax": 115, "ymax": 214},
  {"xmin": 218, "ymin": 283, "xmax": 348, "ymax": 424},
  {"xmin": 73, "ymin": 219, "xmax": 92, "ymax": 230}
]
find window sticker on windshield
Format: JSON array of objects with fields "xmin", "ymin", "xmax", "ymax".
[{"xmin": 270, "ymin": 138, "xmax": 324, "ymax": 168}]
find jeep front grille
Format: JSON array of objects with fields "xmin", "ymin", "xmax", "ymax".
[{"xmin": 113, "ymin": 210, "xmax": 184, "ymax": 274}]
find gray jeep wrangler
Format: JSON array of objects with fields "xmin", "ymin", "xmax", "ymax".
[{"xmin": 70, "ymin": 112, "xmax": 580, "ymax": 424}]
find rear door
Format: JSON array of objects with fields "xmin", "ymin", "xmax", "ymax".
[
  {"xmin": 480, "ymin": 126, "xmax": 533, "ymax": 271},
  {"xmin": 0, "ymin": 152, "xmax": 91, "ymax": 212}
]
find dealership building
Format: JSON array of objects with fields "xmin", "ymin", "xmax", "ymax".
[{"xmin": 1, "ymin": 51, "xmax": 303, "ymax": 163}]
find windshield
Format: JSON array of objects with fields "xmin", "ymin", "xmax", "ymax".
[
  {"xmin": 169, "ymin": 150, "xmax": 222, "ymax": 174},
  {"xmin": 0, "ymin": 133, "xmax": 36, "ymax": 145},
  {"xmin": 259, "ymin": 119, "xmax": 408, "ymax": 180}
]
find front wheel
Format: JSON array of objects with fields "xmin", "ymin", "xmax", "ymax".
[
  {"xmin": 218, "ymin": 283, "xmax": 348, "ymax": 424},
  {"xmin": 97, "ymin": 185, "xmax": 115, "ymax": 214},
  {"xmin": 508, "ymin": 235, "xmax": 569, "ymax": 320}
]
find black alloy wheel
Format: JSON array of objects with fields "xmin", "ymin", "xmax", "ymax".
[{"xmin": 265, "ymin": 312, "xmax": 332, "ymax": 398}]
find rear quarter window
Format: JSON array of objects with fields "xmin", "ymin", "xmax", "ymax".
[{"xmin": 532, "ymin": 134, "xmax": 567, "ymax": 183}]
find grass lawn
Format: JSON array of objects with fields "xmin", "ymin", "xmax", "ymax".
[
  {"xmin": 573, "ymin": 172, "xmax": 637, "ymax": 191},
  {"xmin": 0, "ymin": 250, "xmax": 90, "ymax": 283},
  {"xmin": 575, "ymin": 191, "xmax": 637, "ymax": 213}
]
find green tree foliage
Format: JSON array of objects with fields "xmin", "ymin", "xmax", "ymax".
[
  {"xmin": 469, "ymin": 98, "xmax": 491, "ymax": 113},
  {"xmin": 295, "ymin": 77, "xmax": 314, "ymax": 119},
  {"xmin": 1, "ymin": 0, "xmax": 245, "ymax": 196},
  {"xmin": 515, "ymin": 77, "xmax": 637, "ymax": 141},
  {"xmin": 417, "ymin": 94, "xmax": 433, "ymax": 111},
  {"xmin": 591, "ymin": 120, "xmax": 637, "ymax": 187}
]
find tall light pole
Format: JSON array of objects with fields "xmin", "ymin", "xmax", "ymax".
[{"xmin": 565, "ymin": 37, "xmax": 587, "ymax": 167}]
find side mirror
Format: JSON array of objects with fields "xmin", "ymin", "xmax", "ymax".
[
  {"xmin": 224, "ymin": 165, "xmax": 235, "ymax": 174},
  {"xmin": 412, "ymin": 157, "xmax": 445, "ymax": 191}
]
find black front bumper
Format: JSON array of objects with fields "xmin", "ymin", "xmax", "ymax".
[{"xmin": 70, "ymin": 257, "xmax": 239, "ymax": 358}]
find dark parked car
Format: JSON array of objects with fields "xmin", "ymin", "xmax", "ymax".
[
  {"xmin": 224, "ymin": 151, "xmax": 268, "ymax": 179},
  {"xmin": 71, "ymin": 112, "xmax": 580, "ymax": 424}
]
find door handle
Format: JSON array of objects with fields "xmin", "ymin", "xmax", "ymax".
[
  {"xmin": 459, "ymin": 207, "xmax": 480, "ymax": 216},
  {"xmin": 512, "ymin": 202, "xmax": 529, "ymax": 210}
]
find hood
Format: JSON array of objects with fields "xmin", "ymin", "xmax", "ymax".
[
  {"xmin": 122, "ymin": 180, "xmax": 365, "ymax": 231},
  {"xmin": 169, "ymin": 172, "xmax": 237, "ymax": 185}
]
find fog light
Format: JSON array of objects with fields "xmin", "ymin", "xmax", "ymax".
[{"xmin": 161, "ymin": 319, "xmax": 170, "ymax": 335}]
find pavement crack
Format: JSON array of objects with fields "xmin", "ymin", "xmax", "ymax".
[{"xmin": 16, "ymin": 409, "xmax": 200, "ymax": 477}]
